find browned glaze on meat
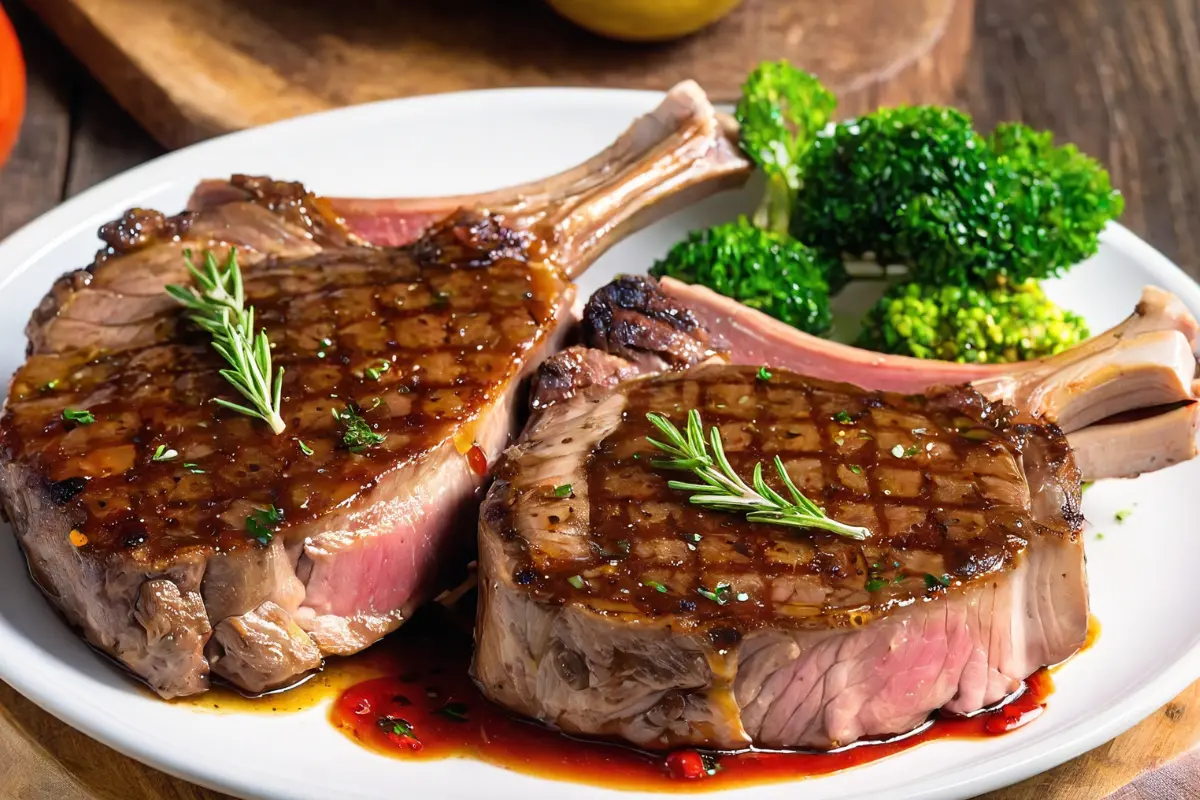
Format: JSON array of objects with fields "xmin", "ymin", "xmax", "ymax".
[
  {"xmin": 501, "ymin": 364, "xmax": 1081, "ymax": 630},
  {"xmin": 1, "ymin": 213, "xmax": 565, "ymax": 565}
]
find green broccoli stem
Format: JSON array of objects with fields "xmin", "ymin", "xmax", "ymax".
[{"xmin": 752, "ymin": 173, "xmax": 794, "ymax": 237}]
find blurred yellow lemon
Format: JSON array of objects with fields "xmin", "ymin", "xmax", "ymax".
[{"xmin": 548, "ymin": 0, "xmax": 744, "ymax": 42}]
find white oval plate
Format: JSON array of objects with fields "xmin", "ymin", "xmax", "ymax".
[{"xmin": 0, "ymin": 89, "xmax": 1197, "ymax": 800}]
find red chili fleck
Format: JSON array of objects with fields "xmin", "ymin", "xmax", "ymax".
[
  {"xmin": 984, "ymin": 702, "xmax": 1045, "ymax": 735},
  {"xmin": 467, "ymin": 444, "xmax": 488, "ymax": 477},
  {"xmin": 665, "ymin": 750, "xmax": 708, "ymax": 780}
]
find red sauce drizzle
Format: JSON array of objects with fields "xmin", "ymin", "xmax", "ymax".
[
  {"xmin": 466, "ymin": 445, "xmax": 488, "ymax": 477},
  {"xmin": 330, "ymin": 613, "xmax": 1060, "ymax": 791}
]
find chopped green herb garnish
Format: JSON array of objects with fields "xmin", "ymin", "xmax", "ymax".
[
  {"xmin": 365, "ymin": 360, "xmax": 391, "ymax": 381},
  {"xmin": 597, "ymin": 538, "xmax": 632, "ymax": 560},
  {"xmin": 567, "ymin": 575, "xmax": 585, "ymax": 589},
  {"xmin": 685, "ymin": 532, "xmax": 702, "ymax": 543},
  {"xmin": 1095, "ymin": 532, "xmax": 1105, "ymax": 540},
  {"xmin": 848, "ymin": 464, "xmax": 863, "ymax": 475},
  {"xmin": 333, "ymin": 404, "xmax": 386, "ymax": 453},
  {"xmin": 697, "ymin": 582, "xmax": 732, "ymax": 605},
  {"xmin": 62, "ymin": 409, "xmax": 94, "ymax": 425},
  {"xmin": 183, "ymin": 462, "xmax": 205, "ymax": 474},
  {"xmin": 298, "ymin": 440, "xmax": 314, "ymax": 456},
  {"xmin": 891, "ymin": 443, "xmax": 920, "ymax": 458},
  {"xmin": 379, "ymin": 716, "xmax": 418, "ymax": 740},
  {"xmin": 924, "ymin": 573, "xmax": 952, "ymax": 590},
  {"xmin": 1115, "ymin": 508, "xmax": 1133, "ymax": 523},
  {"xmin": 553, "ymin": 483, "xmax": 573, "ymax": 498},
  {"xmin": 151, "ymin": 444, "xmax": 178, "ymax": 462},
  {"xmin": 436, "ymin": 702, "xmax": 469, "ymax": 722},
  {"xmin": 245, "ymin": 505, "xmax": 284, "ymax": 545},
  {"xmin": 833, "ymin": 410, "xmax": 854, "ymax": 425},
  {"xmin": 643, "ymin": 580, "xmax": 669, "ymax": 594},
  {"xmin": 40, "ymin": 379, "xmax": 59, "ymax": 392},
  {"xmin": 756, "ymin": 365, "xmax": 772, "ymax": 381},
  {"xmin": 864, "ymin": 578, "xmax": 889, "ymax": 592}
]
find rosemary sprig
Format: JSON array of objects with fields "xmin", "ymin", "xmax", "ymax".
[
  {"xmin": 644, "ymin": 410, "xmax": 870, "ymax": 541},
  {"xmin": 166, "ymin": 249, "xmax": 286, "ymax": 435}
]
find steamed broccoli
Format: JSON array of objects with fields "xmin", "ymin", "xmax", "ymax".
[
  {"xmin": 653, "ymin": 220, "xmax": 839, "ymax": 334},
  {"xmin": 650, "ymin": 61, "xmax": 841, "ymax": 335},
  {"xmin": 793, "ymin": 107, "xmax": 1124, "ymax": 287},
  {"xmin": 856, "ymin": 280, "xmax": 1091, "ymax": 364},
  {"xmin": 736, "ymin": 61, "xmax": 837, "ymax": 235}
]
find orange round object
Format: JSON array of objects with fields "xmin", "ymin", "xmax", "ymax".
[{"xmin": 0, "ymin": 7, "xmax": 25, "ymax": 168}]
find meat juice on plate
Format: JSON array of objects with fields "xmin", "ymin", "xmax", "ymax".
[{"xmin": 180, "ymin": 606, "xmax": 1085, "ymax": 790}]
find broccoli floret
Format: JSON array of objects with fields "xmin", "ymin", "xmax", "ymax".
[
  {"xmin": 856, "ymin": 280, "xmax": 1091, "ymax": 363},
  {"xmin": 650, "ymin": 219, "xmax": 837, "ymax": 335},
  {"xmin": 736, "ymin": 60, "xmax": 837, "ymax": 234},
  {"xmin": 793, "ymin": 107, "xmax": 1123, "ymax": 286},
  {"xmin": 651, "ymin": 62, "xmax": 841, "ymax": 334}
]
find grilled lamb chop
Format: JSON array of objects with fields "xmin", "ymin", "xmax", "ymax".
[
  {"xmin": 0, "ymin": 83, "xmax": 750, "ymax": 698},
  {"xmin": 474, "ymin": 275, "xmax": 1197, "ymax": 751}
]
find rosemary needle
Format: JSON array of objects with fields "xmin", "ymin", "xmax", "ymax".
[
  {"xmin": 166, "ymin": 249, "xmax": 286, "ymax": 435},
  {"xmin": 644, "ymin": 409, "xmax": 870, "ymax": 541}
]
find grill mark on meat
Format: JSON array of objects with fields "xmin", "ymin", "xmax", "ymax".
[
  {"xmin": 494, "ymin": 365, "xmax": 1079, "ymax": 638},
  {"xmin": 1, "ymin": 81, "xmax": 753, "ymax": 698},
  {"xmin": 474, "ymin": 271, "xmax": 1199, "ymax": 751},
  {"xmin": 3, "ymin": 214, "xmax": 563, "ymax": 564}
]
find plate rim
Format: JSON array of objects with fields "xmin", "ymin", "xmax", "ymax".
[{"xmin": 0, "ymin": 86, "xmax": 1198, "ymax": 800}]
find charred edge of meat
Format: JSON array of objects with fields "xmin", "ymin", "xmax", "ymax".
[
  {"xmin": 92, "ymin": 208, "xmax": 197, "ymax": 268},
  {"xmin": 581, "ymin": 274, "xmax": 727, "ymax": 369},
  {"xmin": 410, "ymin": 210, "xmax": 532, "ymax": 270},
  {"xmin": 226, "ymin": 175, "xmax": 356, "ymax": 247},
  {"xmin": 530, "ymin": 347, "xmax": 642, "ymax": 410},
  {"xmin": 530, "ymin": 276, "xmax": 728, "ymax": 410}
]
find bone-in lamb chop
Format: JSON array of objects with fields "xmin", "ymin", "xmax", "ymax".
[
  {"xmin": 474, "ymin": 275, "xmax": 1200, "ymax": 751},
  {"xmin": 0, "ymin": 84, "xmax": 750, "ymax": 698}
]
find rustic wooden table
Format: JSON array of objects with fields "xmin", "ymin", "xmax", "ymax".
[{"xmin": 2, "ymin": 1, "xmax": 1200, "ymax": 798}]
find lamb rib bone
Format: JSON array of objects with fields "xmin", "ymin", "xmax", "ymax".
[
  {"xmin": 657, "ymin": 278, "xmax": 1200, "ymax": 480},
  {"xmin": 191, "ymin": 80, "xmax": 748, "ymax": 268},
  {"xmin": 471, "ymin": 274, "xmax": 1195, "ymax": 752},
  {"xmin": 476, "ymin": 275, "xmax": 1089, "ymax": 752}
]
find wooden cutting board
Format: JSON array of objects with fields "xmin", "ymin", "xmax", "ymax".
[{"xmin": 22, "ymin": 0, "xmax": 975, "ymax": 149}]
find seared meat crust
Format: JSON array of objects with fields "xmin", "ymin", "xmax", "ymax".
[
  {"xmin": 476, "ymin": 364, "xmax": 1087, "ymax": 750},
  {"xmin": 5, "ymin": 212, "xmax": 560, "ymax": 564}
]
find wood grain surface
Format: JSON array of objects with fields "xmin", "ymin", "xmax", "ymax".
[
  {"xmin": 22, "ymin": 0, "xmax": 974, "ymax": 148},
  {"xmin": 2, "ymin": 0, "xmax": 1200, "ymax": 798}
]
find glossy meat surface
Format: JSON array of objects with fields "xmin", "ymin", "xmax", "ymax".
[
  {"xmin": 0, "ymin": 82, "xmax": 752, "ymax": 697},
  {"xmin": 4, "ymin": 213, "xmax": 560, "ymax": 565},
  {"xmin": 493, "ymin": 365, "xmax": 1081, "ymax": 629},
  {"xmin": 474, "ymin": 278, "xmax": 1090, "ymax": 750}
]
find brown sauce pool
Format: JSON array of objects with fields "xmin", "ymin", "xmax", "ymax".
[{"xmin": 177, "ymin": 609, "xmax": 1099, "ymax": 790}]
